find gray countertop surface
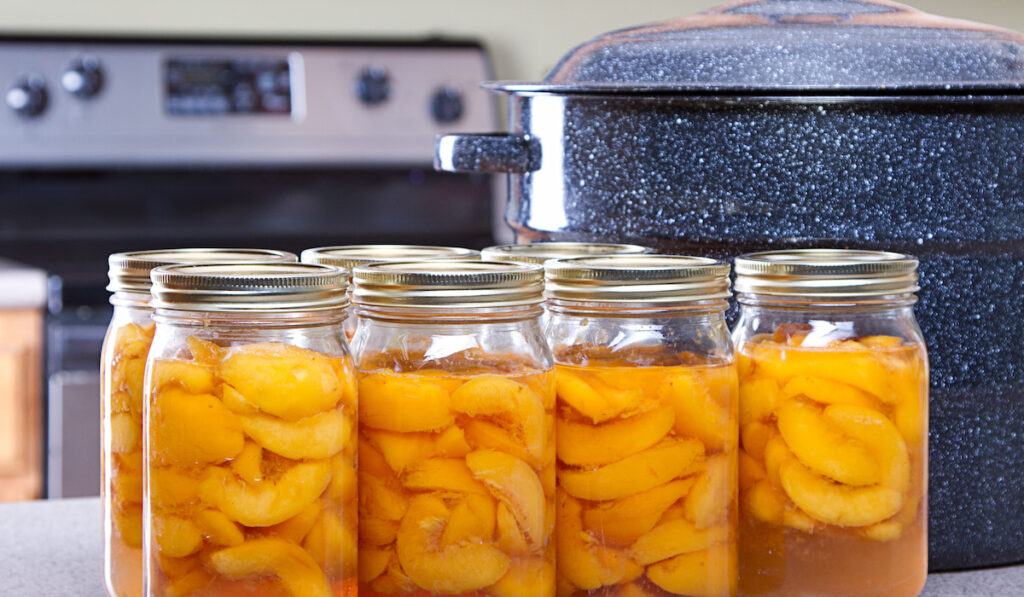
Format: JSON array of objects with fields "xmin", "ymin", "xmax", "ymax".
[{"xmin": 0, "ymin": 497, "xmax": 1020, "ymax": 596}]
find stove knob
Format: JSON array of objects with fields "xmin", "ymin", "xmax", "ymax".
[
  {"xmin": 430, "ymin": 86, "xmax": 464, "ymax": 123},
  {"xmin": 355, "ymin": 66, "xmax": 390, "ymax": 105},
  {"xmin": 61, "ymin": 55, "xmax": 104, "ymax": 99},
  {"xmin": 6, "ymin": 74, "xmax": 47, "ymax": 117}
]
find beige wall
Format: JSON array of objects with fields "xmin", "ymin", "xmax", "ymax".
[{"xmin": 6, "ymin": 0, "xmax": 1024, "ymax": 81}]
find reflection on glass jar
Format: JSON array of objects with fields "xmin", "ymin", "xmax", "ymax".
[
  {"xmin": 350, "ymin": 260, "xmax": 555, "ymax": 597},
  {"xmin": 101, "ymin": 248, "xmax": 295, "ymax": 597},
  {"xmin": 142, "ymin": 262, "xmax": 355, "ymax": 597},
  {"xmin": 545, "ymin": 255, "xmax": 737, "ymax": 597},
  {"xmin": 732, "ymin": 250, "xmax": 928, "ymax": 597}
]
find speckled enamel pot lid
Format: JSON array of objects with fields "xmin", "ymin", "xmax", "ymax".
[
  {"xmin": 107, "ymin": 248, "xmax": 297, "ymax": 294},
  {"xmin": 481, "ymin": 242, "xmax": 650, "ymax": 265},
  {"xmin": 150, "ymin": 263, "xmax": 349, "ymax": 312},
  {"xmin": 300, "ymin": 245, "xmax": 480, "ymax": 273},
  {"xmin": 734, "ymin": 249, "xmax": 920, "ymax": 297},
  {"xmin": 545, "ymin": 255, "xmax": 731, "ymax": 303},
  {"xmin": 491, "ymin": 0, "xmax": 1024, "ymax": 94},
  {"xmin": 352, "ymin": 260, "xmax": 544, "ymax": 309}
]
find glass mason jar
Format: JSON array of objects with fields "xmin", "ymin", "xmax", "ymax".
[
  {"xmin": 349, "ymin": 260, "xmax": 555, "ymax": 597},
  {"xmin": 300, "ymin": 245, "xmax": 480, "ymax": 342},
  {"xmin": 101, "ymin": 248, "xmax": 295, "ymax": 597},
  {"xmin": 143, "ymin": 263, "xmax": 357, "ymax": 597},
  {"xmin": 545, "ymin": 255, "xmax": 738, "ymax": 597},
  {"xmin": 731, "ymin": 250, "xmax": 928, "ymax": 597}
]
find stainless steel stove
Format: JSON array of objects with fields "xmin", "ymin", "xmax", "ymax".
[{"xmin": 0, "ymin": 35, "xmax": 498, "ymax": 497}]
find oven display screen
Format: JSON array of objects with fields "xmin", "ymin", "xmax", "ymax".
[{"xmin": 165, "ymin": 57, "xmax": 291, "ymax": 116}]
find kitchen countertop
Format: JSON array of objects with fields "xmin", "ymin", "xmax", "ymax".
[{"xmin": 0, "ymin": 497, "xmax": 1020, "ymax": 596}]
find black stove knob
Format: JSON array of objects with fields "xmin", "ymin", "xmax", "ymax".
[
  {"xmin": 6, "ymin": 74, "xmax": 48, "ymax": 117},
  {"xmin": 61, "ymin": 55, "xmax": 104, "ymax": 99},
  {"xmin": 430, "ymin": 86, "xmax": 464, "ymax": 124},
  {"xmin": 355, "ymin": 66, "xmax": 390, "ymax": 105}
]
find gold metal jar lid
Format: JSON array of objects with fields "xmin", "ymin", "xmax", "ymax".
[
  {"xmin": 352, "ymin": 260, "xmax": 544, "ymax": 309},
  {"xmin": 151, "ymin": 263, "xmax": 349, "ymax": 312},
  {"xmin": 545, "ymin": 255, "xmax": 731, "ymax": 303},
  {"xmin": 107, "ymin": 248, "xmax": 297, "ymax": 293},
  {"xmin": 300, "ymin": 245, "xmax": 480, "ymax": 273},
  {"xmin": 733, "ymin": 249, "xmax": 920, "ymax": 297},
  {"xmin": 481, "ymin": 242, "xmax": 649, "ymax": 265}
]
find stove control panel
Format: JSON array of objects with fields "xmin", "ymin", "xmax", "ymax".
[{"xmin": 0, "ymin": 38, "xmax": 496, "ymax": 166}]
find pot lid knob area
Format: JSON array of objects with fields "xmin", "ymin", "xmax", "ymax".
[{"xmin": 531, "ymin": 0, "xmax": 1024, "ymax": 92}]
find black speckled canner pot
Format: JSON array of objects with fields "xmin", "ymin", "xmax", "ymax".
[
  {"xmin": 435, "ymin": 0, "xmax": 1024, "ymax": 572},
  {"xmin": 512, "ymin": 92, "xmax": 1024, "ymax": 571}
]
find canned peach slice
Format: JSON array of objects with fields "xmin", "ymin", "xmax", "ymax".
[
  {"xmin": 359, "ymin": 515, "xmax": 399, "ymax": 547},
  {"xmin": 219, "ymin": 343, "xmax": 344, "ymax": 421},
  {"xmin": 402, "ymin": 456, "xmax": 491, "ymax": 495},
  {"xmin": 738, "ymin": 377, "xmax": 780, "ymax": 426},
  {"xmin": 195, "ymin": 509, "xmax": 244, "ymax": 547},
  {"xmin": 466, "ymin": 449, "xmax": 546, "ymax": 551},
  {"xmin": 208, "ymin": 538, "xmax": 332, "ymax": 597},
  {"xmin": 747, "ymin": 344, "xmax": 892, "ymax": 402},
  {"xmin": 739, "ymin": 450, "xmax": 766, "ymax": 491},
  {"xmin": 153, "ymin": 514, "xmax": 203, "ymax": 558},
  {"xmin": 581, "ymin": 477, "xmax": 697, "ymax": 546},
  {"xmin": 365, "ymin": 430, "xmax": 436, "ymax": 474},
  {"xmin": 149, "ymin": 468, "xmax": 200, "ymax": 509},
  {"xmin": 303, "ymin": 510, "xmax": 357, "ymax": 576},
  {"xmin": 239, "ymin": 409, "xmax": 351, "ymax": 460},
  {"xmin": 440, "ymin": 493, "xmax": 497, "ymax": 547},
  {"xmin": 113, "ymin": 504, "xmax": 143, "ymax": 548},
  {"xmin": 229, "ymin": 441, "xmax": 263, "ymax": 484},
  {"xmin": 740, "ymin": 421, "xmax": 775, "ymax": 464},
  {"xmin": 486, "ymin": 557, "xmax": 555, "ymax": 597},
  {"xmin": 359, "ymin": 472, "xmax": 408, "ymax": 522},
  {"xmin": 556, "ymin": 402, "xmax": 675, "ymax": 466},
  {"xmin": 461, "ymin": 418, "xmax": 540, "ymax": 468},
  {"xmin": 558, "ymin": 437, "xmax": 705, "ymax": 501},
  {"xmin": 782, "ymin": 376, "xmax": 881, "ymax": 410},
  {"xmin": 185, "ymin": 336, "xmax": 223, "ymax": 366},
  {"xmin": 556, "ymin": 488, "xmax": 634, "ymax": 590},
  {"xmin": 358, "ymin": 546, "xmax": 392, "ymax": 583},
  {"xmin": 450, "ymin": 376, "xmax": 545, "ymax": 459},
  {"xmin": 662, "ymin": 371, "xmax": 731, "ymax": 452},
  {"xmin": 630, "ymin": 516, "xmax": 729, "ymax": 566},
  {"xmin": 684, "ymin": 453, "xmax": 734, "ymax": 529},
  {"xmin": 150, "ymin": 388, "xmax": 244, "ymax": 466},
  {"xmin": 219, "ymin": 384, "xmax": 260, "ymax": 415},
  {"xmin": 646, "ymin": 541, "xmax": 736, "ymax": 597},
  {"xmin": 110, "ymin": 413, "xmax": 141, "ymax": 454},
  {"xmin": 199, "ymin": 459, "xmax": 331, "ymax": 527},
  {"xmin": 395, "ymin": 494, "xmax": 511, "ymax": 594},
  {"xmin": 555, "ymin": 369, "xmax": 645, "ymax": 423},
  {"xmin": 776, "ymin": 401, "xmax": 881, "ymax": 486},
  {"xmin": 496, "ymin": 501, "xmax": 532, "ymax": 555},
  {"xmin": 150, "ymin": 360, "xmax": 215, "ymax": 395},
  {"xmin": 779, "ymin": 460, "xmax": 903, "ymax": 527},
  {"xmin": 359, "ymin": 372, "xmax": 454, "ymax": 432},
  {"xmin": 741, "ymin": 479, "xmax": 786, "ymax": 525},
  {"xmin": 267, "ymin": 500, "xmax": 322, "ymax": 544}
]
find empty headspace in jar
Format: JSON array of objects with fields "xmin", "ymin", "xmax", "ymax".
[{"xmin": 544, "ymin": 254, "xmax": 731, "ymax": 306}]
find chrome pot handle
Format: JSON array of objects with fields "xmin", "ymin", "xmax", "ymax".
[{"xmin": 434, "ymin": 133, "xmax": 541, "ymax": 173}]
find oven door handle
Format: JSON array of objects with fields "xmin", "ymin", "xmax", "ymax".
[{"xmin": 434, "ymin": 133, "xmax": 541, "ymax": 174}]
